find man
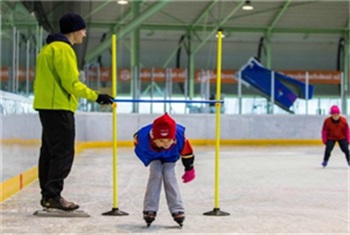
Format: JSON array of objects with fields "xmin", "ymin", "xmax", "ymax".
[{"xmin": 33, "ymin": 13, "xmax": 113, "ymax": 211}]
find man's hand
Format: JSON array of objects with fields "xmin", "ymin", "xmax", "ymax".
[{"xmin": 96, "ymin": 94, "xmax": 114, "ymax": 105}]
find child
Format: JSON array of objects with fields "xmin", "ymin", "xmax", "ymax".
[
  {"xmin": 321, "ymin": 105, "xmax": 350, "ymax": 167},
  {"xmin": 133, "ymin": 113, "xmax": 195, "ymax": 227}
]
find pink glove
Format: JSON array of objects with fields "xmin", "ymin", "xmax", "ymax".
[
  {"xmin": 321, "ymin": 130, "xmax": 327, "ymax": 144},
  {"xmin": 182, "ymin": 168, "xmax": 195, "ymax": 183}
]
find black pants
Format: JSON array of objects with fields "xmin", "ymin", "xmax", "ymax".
[
  {"xmin": 38, "ymin": 110, "xmax": 75, "ymax": 199},
  {"xmin": 323, "ymin": 139, "xmax": 350, "ymax": 163}
]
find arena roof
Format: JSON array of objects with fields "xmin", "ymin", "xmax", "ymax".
[{"xmin": 1, "ymin": 1, "xmax": 349, "ymax": 63}]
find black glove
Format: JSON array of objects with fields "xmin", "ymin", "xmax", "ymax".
[{"xmin": 96, "ymin": 94, "xmax": 114, "ymax": 105}]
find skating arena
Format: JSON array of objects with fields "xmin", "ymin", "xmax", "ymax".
[{"xmin": 1, "ymin": 114, "xmax": 349, "ymax": 234}]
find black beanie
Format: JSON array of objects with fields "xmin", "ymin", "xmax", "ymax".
[{"xmin": 59, "ymin": 13, "xmax": 86, "ymax": 34}]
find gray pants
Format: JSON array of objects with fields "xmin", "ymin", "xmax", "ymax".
[{"xmin": 143, "ymin": 160, "xmax": 184, "ymax": 214}]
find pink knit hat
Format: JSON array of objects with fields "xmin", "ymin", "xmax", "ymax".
[{"xmin": 330, "ymin": 105, "xmax": 340, "ymax": 114}]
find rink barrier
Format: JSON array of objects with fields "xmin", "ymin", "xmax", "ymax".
[
  {"xmin": 0, "ymin": 166, "xmax": 37, "ymax": 202},
  {"xmin": 0, "ymin": 141, "xmax": 115, "ymax": 202}
]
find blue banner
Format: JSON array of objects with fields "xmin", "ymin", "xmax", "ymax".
[{"xmin": 236, "ymin": 57, "xmax": 314, "ymax": 113}]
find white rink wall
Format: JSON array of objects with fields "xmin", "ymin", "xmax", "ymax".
[{"xmin": 1, "ymin": 112, "xmax": 343, "ymax": 141}]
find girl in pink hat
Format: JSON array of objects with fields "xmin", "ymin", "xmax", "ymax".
[{"xmin": 321, "ymin": 105, "xmax": 350, "ymax": 167}]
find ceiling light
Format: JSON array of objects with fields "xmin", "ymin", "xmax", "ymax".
[
  {"xmin": 117, "ymin": 0, "xmax": 128, "ymax": 5},
  {"xmin": 242, "ymin": 1, "xmax": 254, "ymax": 11}
]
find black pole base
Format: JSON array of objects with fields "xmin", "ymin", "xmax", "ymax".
[
  {"xmin": 102, "ymin": 208, "xmax": 129, "ymax": 216},
  {"xmin": 203, "ymin": 208, "xmax": 230, "ymax": 216}
]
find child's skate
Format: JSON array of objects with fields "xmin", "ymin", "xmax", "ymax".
[
  {"xmin": 143, "ymin": 211, "xmax": 156, "ymax": 227},
  {"xmin": 172, "ymin": 211, "xmax": 185, "ymax": 227}
]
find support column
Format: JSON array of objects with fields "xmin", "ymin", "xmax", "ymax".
[
  {"xmin": 131, "ymin": 1, "xmax": 141, "ymax": 113},
  {"xmin": 0, "ymin": 9, "xmax": 2, "ymax": 90},
  {"xmin": 265, "ymin": 30, "xmax": 272, "ymax": 114},
  {"xmin": 187, "ymin": 30, "xmax": 195, "ymax": 99},
  {"xmin": 342, "ymin": 32, "xmax": 349, "ymax": 114}
]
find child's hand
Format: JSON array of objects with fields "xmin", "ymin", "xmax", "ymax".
[
  {"xmin": 182, "ymin": 168, "xmax": 195, "ymax": 183},
  {"xmin": 321, "ymin": 130, "xmax": 327, "ymax": 144}
]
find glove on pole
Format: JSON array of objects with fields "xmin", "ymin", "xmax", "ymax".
[{"xmin": 96, "ymin": 94, "xmax": 114, "ymax": 105}]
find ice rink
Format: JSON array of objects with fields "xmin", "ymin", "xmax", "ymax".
[{"xmin": 1, "ymin": 145, "xmax": 349, "ymax": 235}]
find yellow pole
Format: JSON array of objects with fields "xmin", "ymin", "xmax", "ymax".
[
  {"xmin": 203, "ymin": 29, "xmax": 228, "ymax": 216},
  {"xmin": 111, "ymin": 34, "xmax": 118, "ymax": 208},
  {"xmin": 102, "ymin": 34, "xmax": 127, "ymax": 215},
  {"xmin": 214, "ymin": 30, "xmax": 222, "ymax": 209}
]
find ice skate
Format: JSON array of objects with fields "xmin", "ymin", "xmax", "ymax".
[
  {"xmin": 322, "ymin": 161, "xmax": 328, "ymax": 168},
  {"xmin": 34, "ymin": 197, "xmax": 89, "ymax": 217},
  {"xmin": 143, "ymin": 211, "xmax": 156, "ymax": 227},
  {"xmin": 172, "ymin": 211, "xmax": 185, "ymax": 227}
]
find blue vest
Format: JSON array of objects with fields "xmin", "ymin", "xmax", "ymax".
[{"xmin": 134, "ymin": 124, "xmax": 185, "ymax": 166}]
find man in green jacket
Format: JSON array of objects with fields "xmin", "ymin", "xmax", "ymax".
[{"xmin": 33, "ymin": 13, "xmax": 113, "ymax": 211}]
